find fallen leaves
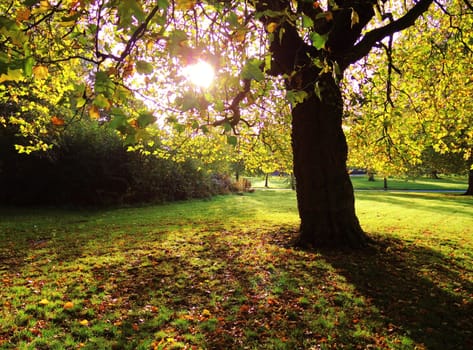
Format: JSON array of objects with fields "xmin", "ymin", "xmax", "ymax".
[
  {"xmin": 63, "ymin": 301, "xmax": 74, "ymax": 309},
  {"xmin": 1, "ymin": 195, "xmax": 471, "ymax": 349},
  {"xmin": 201, "ymin": 309, "xmax": 211, "ymax": 317}
]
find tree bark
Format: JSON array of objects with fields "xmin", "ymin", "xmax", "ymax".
[
  {"xmin": 291, "ymin": 74, "xmax": 368, "ymax": 248},
  {"xmin": 252, "ymin": 0, "xmax": 436, "ymax": 248},
  {"xmin": 465, "ymin": 168, "xmax": 473, "ymax": 195},
  {"xmin": 252, "ymin": 3, "xmax": 371, "ymax": 248}
]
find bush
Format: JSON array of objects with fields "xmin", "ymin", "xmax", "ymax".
[
  {"xmin": 0, "ymin": 120, "xmax": 235, "ymax": 207},
  {"xmin": 231, "ymin": 178, "xmax": 253, "ymax": 193}
]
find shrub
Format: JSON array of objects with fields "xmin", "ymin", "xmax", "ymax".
[
  {"xmin": 0, "ymin": 120, "xmax": 235, "ymax": 206},
  {"xmin": 231, "ymin": 178, "xmax": 253, "ymax": 193}
]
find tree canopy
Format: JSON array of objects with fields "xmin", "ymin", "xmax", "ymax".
[{"xmin": 345, "ymin": 1, "xmax": 473, "ymax": 178}]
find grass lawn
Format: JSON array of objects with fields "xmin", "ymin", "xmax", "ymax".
[
  {"xmin": 248, "ymin": 175, "xmax": 468, "ymax": 192},
  {"xmin": 0, "ymin": 191, "xmax": 472, "ymax": 349}
]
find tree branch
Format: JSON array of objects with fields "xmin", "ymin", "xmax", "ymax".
[
  {"xmin": 24, "ymin": 0, "xmax": 64, "ymax": 31},
  {"xmin": 345, "ymin": 0, "xmax": 434, "ymax": 66},
  {"xmin": 463, "ymin": 0, "xmax": 473, "ymax": 11},
  {"xmin": 213, "ymin": 79, "xmax": 251, "ymax": 127},
  {"xmin": 117, "ymin": 4, "xmax": 163, "ymax": 63}
]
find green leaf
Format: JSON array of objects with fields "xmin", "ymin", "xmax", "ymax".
[
  {"xmin": 167, "ymin": 30, "xmax": 188, "ymax": 55},
  {"xmin": 94, "ymin": 71, "xmax": 115, "ymax": 96},
  {"xmin": 227, "ymin": 135, "xmax": 238, "ymax": 146},
  {"xmin": 128, "ymin": 0, "xmax": 146, "ymax": 21},
  {"xmin": 214, "ymin": 100, "xmax": 225, "ymax": 112},
  {"xmin": 241, "ymin": 59, "xmax": 265, "ymax": 82},
  {"xmin": 0, "ymin": 68, "xmax": 24, "ymax": 83},
  {"xmin": 136, "ymin": 60, "xmax": 154, "ymax": 75},
  {"xmin": 223, "ymin": 122, "xmax": 232, "ymax": 132},
  {"xmin": 137, "ymin": 111, "xmax": 156, "ymax": 128},
  {"xmin": 302, "ymin": 15, "xmax": 314, "ymax": 28},
  {"xmin": 109, "ymin": 113, "xmax": 129, "ymax": 131},
  {"xmin": 176, "ymin": 92, "xmax": 200, "ymax": 111},
  {"xmin": 93, "ymin": 94, "xmax": 111, "ymax": 109},
  {"xmin": 75, "ymin": 97, "xmax": 86, "ymax": 108},
  {"xmin": 23, "ymin": 0, "xmax": 40, "ymax": 6},
  {"xmin": 310, "ymin": 32, "xmax": 328, "ymax": 50},
  {"xmin": 158, "ymin": 0, "xmax": 169, "ymax": 9},
  {"xmin": 226, "ymin": 12, "xmax": 240, "ymax": 28},
  {"xmin": 332, "ymin": 61, "xmax": 341, "ymax": 82},
  {"xmin": 24, "ymin": 56, "xmax": 34, "ymax": 77},
  {"xmin": 286, "ymin": 90, "xmax": 308, "ymax": 105},
  {"xmin": 264, "ymin": 54, "xmax": 272, "ymax": 72},
  {"xmin": 0, "ymin": 16, "xmax": 27, "ymax": 45},
  {"xmin": 314, "ymin": 81, "xmax": 322, "ymax": 101},
  {"xmin": 255, "ymin": 9, "xmax": 284, "ymax": 19},
  {"xmin": 174, "ymin": 123, "xmax": 186, "ymax": 133}
]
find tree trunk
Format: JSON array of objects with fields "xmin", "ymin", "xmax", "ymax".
[
  {"xmin": 368, "ymin": 171, "xmax": 375, "ymax": 182},
  {"xmin": 290, "ymin": 173, "xmax": 296, "ymax": 190},
  {"xmin": 264, "ymin": 173, "xmax": 269, "ymax": 188},
  {"xmin": 255, "ymin": 5, "xmax": 373, "ymax": 248},
  {"xmin": 465, "ymin": 168, "xmax": 473, "ymax": 195},
  {"xmin": 291, "ymin": 74, "xmax": 368, "ymax": 248}
]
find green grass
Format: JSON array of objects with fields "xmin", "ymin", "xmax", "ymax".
[
  {"xmin": 351, "ymin": 175, "xmax": 468, "ymax": 191},
  {"xmin": 248, "ymin": 174, "xmax": 468, "ymax": 191},
  {"xmin": 1, "ymin": 190, "xmax": 472, "ymax": 349}
]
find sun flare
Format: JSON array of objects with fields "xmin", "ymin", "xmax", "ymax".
[{"xmin": 183, "ymin": 60, "xmax": 215, "ymax": 88}]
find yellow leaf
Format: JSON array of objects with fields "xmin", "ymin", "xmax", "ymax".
[
  {"xmin": 63, "ymin": 301, "xmax": 74, "ymax": 309},
  {"xmin": 40, "ymin": 1, "xmax": 50, "ymax": 10},
  {"xmin": 89, "ymin": 105, "xmax": 100, "ymax": 119},
  {"xmin": 0, "ymin": 68, "xmax": 24, "ymax": 83},
  {"xmin": 123, "ymin": 61, "xmax": 134, "ymax": 79},
  {"xmin": 51, "ymin": 116, "xmax": 65, "ymax": 126},
  {"xmin": 176, "ymin": 0, "xmax": 196, "ymax": 10},
  {"xmin": 16, "ymin": 8, "xmax": 31, "ymax": 22},
  {"xmin": 232, "ymin": 29, "xmax": 246, "ymax": 43},
  {"xmin": 351, "ymin": 9, "xmax": 360, "ymax": 28},
  {"xmin": 32, "ymin": 0, "xmax": 51, "ymax": 14},
  {"xmin": 325, "ymin": 11, "xmax": 333, "ymax": 22},
  {"xmin": 39, "ymin": 299, "xmax": 49, "ymax": 305},
  {"xmin": 266, "ymin": 22, "xmax": 278, "ymax": 33},
  {"xmin": 202, "ymin": 309, "xmax": 211, "ymax": 317},
  {"xmin": 33, "ymin": 65, "xmax": 49, "ymax": 80},
  {"xmin": 79, "ymin": 319, "xmax": 89, "ymax": 326},
  {"xmin": 76, "ymin": 97, "xmax": 86, "ymax": 108}
]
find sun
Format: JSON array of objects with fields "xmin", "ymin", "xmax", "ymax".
[{"xmin": 183, "ymin": 60, "xmax": 215, "ymax": 88}]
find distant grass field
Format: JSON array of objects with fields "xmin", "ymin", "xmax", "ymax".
[
  {"xmin": 248, "ymin": 175, "xmax": 468, "ymax": 191},
  {"xmin": 1, "ymin": 190, "xmax": 472, "ymax": 349}
]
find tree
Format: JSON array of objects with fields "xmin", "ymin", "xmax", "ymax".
[
  {"xmin": 3, "ymin": 0, "xmax": 472, "ymax": 247},
  {"xmin": 344, "ymin": 1, "xmax": 473, "ymax": 195},
  {"xmin": 252, "ymin": 0, "xmax": 441, "ymax": 247}
]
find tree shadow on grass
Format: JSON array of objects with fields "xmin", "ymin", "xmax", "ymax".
[
  {"xmin": 84, "ymin": 228, "xmax": 366, "ymax": 349},
  {"xmin": 319, "ymin": 235, "xmax": 473, "ymax": 350}
]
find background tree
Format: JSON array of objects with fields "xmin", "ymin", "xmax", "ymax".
[{"xmin": 345, "ymin": 0, "xmax": 473, "ymax": 195}]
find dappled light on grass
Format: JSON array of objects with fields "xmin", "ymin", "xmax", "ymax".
[{"xmin": 0, "ymin": 191, "xmax": 472, "ymax": 348}]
